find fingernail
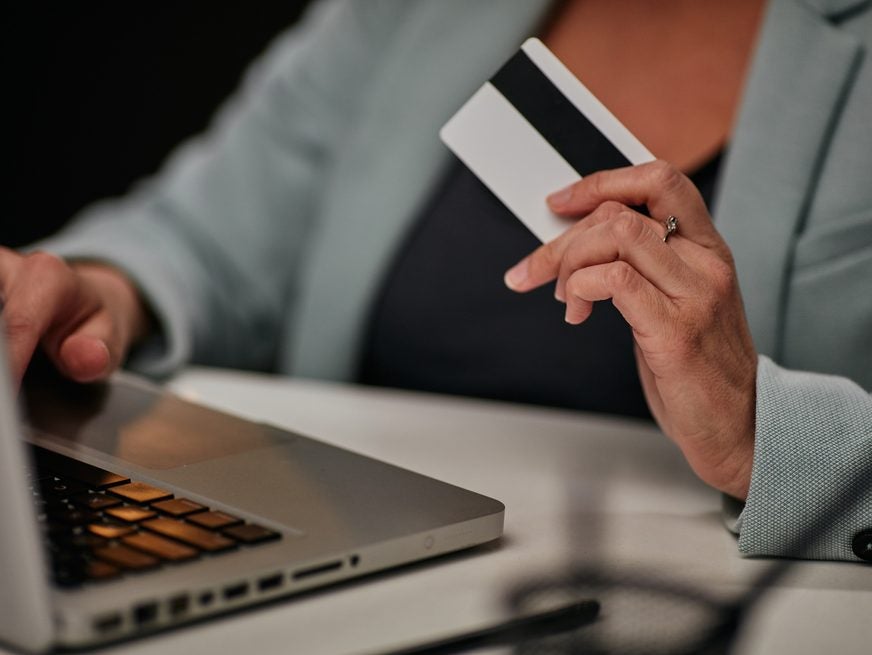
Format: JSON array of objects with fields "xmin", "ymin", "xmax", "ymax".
[
  {"xmin": 564, "ymin": 307, "xmax": 578, "ymax": 324},
  {"xmin": 504, "ymin": 259, "xmax": 530, "ymax": 290},
  {"xmin": 96, "ymin": 340, "xmax": 112, "ymax": 375},
  {"xmin": 547, "ymin": 186, "xmax": 573, "ymax": 209},
  {"xmin": 554, "ymin": 286, "xmax": 565, "ymax": 303},
  {"xmin": 64, "ymin": 338, "xmax": 111, "ymax": 382}
]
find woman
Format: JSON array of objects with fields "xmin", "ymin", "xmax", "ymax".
[{"xmin": 1, "ymin": 0, "xmax": 870, "ymax": 560}]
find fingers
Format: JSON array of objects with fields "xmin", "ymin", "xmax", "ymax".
[
  {"xmin": 0, "ymin": 250, "xmax": 116, "ymax": 386},
  {"xmin": 2, "ymin": 252, "xmax": 81, "ymax": 385},
  {"xmin": 546, "ymin": 160, "xmax": 721, "ymax": 248},
  {"xmin": 55, "ymin": 317, "xmax": 116, "ymax": 383},
  {"xmin": 556, "ymin": 205, "xmax": 691, "ymax": 301},
  {"xmin": 505, "ymin": 202, "xmax": 692, "ymax": 299},
  {"xmin": 45, "ymin": 267, "xmax": 142, "ymax": 383},
  {"xmin": 562, "ymin": 262, "xmax": 674, "ymax": 338},
  {"xmin": 500, "ymin": 163, "xmax": 758, "ymax": 499}
]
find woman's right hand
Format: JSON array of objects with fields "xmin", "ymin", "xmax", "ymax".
[{"xmin": 0, "ymin": 247, "xmax": 150, "ymax": 388}]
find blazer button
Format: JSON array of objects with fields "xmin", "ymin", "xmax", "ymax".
[{"xmin": 852, "ymin": 530, "xmax": 872, "ymax": 561}]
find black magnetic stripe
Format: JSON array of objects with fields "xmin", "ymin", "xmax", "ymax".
[{"xmin": 490, "ymin": 50, "xmax": 632, "ymax": 176}]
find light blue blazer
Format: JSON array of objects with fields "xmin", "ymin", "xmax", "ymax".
[{"xmin": 40, "ymin": 0, "xmax": 872, "ymax": 561}]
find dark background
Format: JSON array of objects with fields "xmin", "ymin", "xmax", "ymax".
[{"xmin": 6, "ymin": 1, "xmax": 312, "ymax": 248}]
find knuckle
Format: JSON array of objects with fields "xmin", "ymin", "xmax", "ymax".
[
  {"xmin": 708, "ymin": 258, "xmax": 738, "ymax": 296},
  {"xmin": 597, "ymin": 199, "xmax": 625, "ymax": 216},
  {"xmin": 564, "ymin": 270, "xmax": 585, "ymax": 298},
  {"xmin": 27, "ymin": 251, "xmax": 77, "ymax": 295},
  {"xmin": 0, "ymin": 246, "xmax": 21, "ymax": 276},
  {"xmin": 606, "ymin": 261, "xmax": 640, "ymax": 292},
  {"xmin": 717, "ymin": 244, "xmax": 737, "ymax": 269},
  {"xmin": 24, "ymin": 251, "xmax": 69, "ymax": 279},
  {"xmin": 610, "ymin": 209, "xmax": 647, "ymax": 244},
  {"xmin": 587, "ymin": 171, "xmax": 607, "ymax": 198},
  {"xmin": 649, "ymin": 159, "xmax": 684, "ymax": 193}
]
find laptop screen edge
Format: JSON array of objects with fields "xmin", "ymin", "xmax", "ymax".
[{"xmin": 0, "ymin": 331, "xmax": 55, "ymax": 652}]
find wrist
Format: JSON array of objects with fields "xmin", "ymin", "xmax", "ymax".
[
  {"xmin": 689, "ymin": 399, "xmax": 756, "ymax": 500},
  {"xmin": 674, "ymin": 363, "xmax": 757, "ymax": 500}
]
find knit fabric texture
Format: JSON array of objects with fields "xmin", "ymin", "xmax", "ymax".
[{"xmin": 739, "ymin": 356, "xmax": 872, "ymax": 560}]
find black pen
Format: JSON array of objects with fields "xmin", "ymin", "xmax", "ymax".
[{"xmin": 380, "ymin": 598, "xmax": 600, "ymax": 655}]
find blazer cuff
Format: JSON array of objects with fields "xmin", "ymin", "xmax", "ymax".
[
  {"xmin": 722, "ymin": 494, "xmax": 745, "ymax": 535},
  {"xmin": 737, "ymin": 355, "xmax": 872, "ymax": 561}
]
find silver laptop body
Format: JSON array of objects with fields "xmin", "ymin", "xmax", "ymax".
[{"xmin": 0, "ymin": 341, "xmax": 504, "ymax": 651}]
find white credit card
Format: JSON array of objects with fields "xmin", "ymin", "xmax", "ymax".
[{"xmin": 440, "ymin": 38, "xmax": 655, "ymax": 243}]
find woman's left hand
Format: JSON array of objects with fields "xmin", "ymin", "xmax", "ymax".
[{"xmin": 504, "ymin": 160, "xmax": 757, "ymax": 499}]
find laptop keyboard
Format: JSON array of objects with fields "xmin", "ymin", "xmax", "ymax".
[{"xmin": 27, "ymin": 446, "xmax": 281, "ymax": 587}]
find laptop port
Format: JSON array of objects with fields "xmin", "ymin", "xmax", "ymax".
[
  {"xmin": 223, "ymin": 582, "xmax": 249, "ymax": 600},
  {"xmin": 292, "ymin": 560, "xmax": 342, "ymax": 581},
  {"xmin": 257, "ymin": 573, "xmax": 284, "ymax": 592},
  {"xmin": 350, "ymin": 555, "xmax": 360, "ymax": 567},
  {"xmin": 93, "ymin": 613, "xmax": 122, "ymax": 634},
  {"xmin": 168, "ymin": 594, "xmax": 190, "ymax": 617},
  {"xmin": 133, "ymin": 602, "xmax": 158, "ymax": 625},
  {"xmin": 198, "ymin": 591, "xmax": 215, "ymax": 607}
]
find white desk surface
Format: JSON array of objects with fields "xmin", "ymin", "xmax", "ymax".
[{"xmin": 34, "ymin": 369, "xmax": 872, "ymax": 653}]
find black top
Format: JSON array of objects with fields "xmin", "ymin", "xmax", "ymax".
[{"xmin": 357, "ymin": 153, "xmax": 723, "ymax": 418}]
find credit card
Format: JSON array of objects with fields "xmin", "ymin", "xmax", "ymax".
[{"xmin": 440, "ymin": 38, "xmax": 655, "ymax": 243}]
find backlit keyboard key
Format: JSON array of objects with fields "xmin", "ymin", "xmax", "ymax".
[
  {"xmin": 104, "ymin": 505, "xmax": 157, "ymax": 523},
  {"xmin": 87, "ymin": 523, "xmax": 136, "ymax": 539},
  {"xmin": 151, "ymin": 498, "xmax": 206, "ymax": 517},
  {"xmin": 222, "ymin": 524, "xmax": 280, "ymax": 545},
  {"xmin": 186, "ymin": 511, "xmax": 243, "ymax": 530},
  {"xmin": 32, "ymin": 448, "xmax": 281, "ymax": 588},
  {"xmin": 109, "ymin": 482, "xmax": 173, "ymax": 505},
  {"xmin": 94, "ymin": 544, "xmax": 159, "ymax": 571},
  {"xmin": 86, "ymin": 560, "xmax": 120, "ymax": 581},
  {"xmin": 123, "ymin": 532, "xmax": 199, "ymax": 562},
  {"xmin": 143, "ymin": 518, "xmax": 236, "ymax": 553},
  {"xmin": 71, "ymin": 493, "xmax": 123, "ymax": 511}
]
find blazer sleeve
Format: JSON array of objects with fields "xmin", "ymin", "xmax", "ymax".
[
  {"xmin": 32, "ymin": 0, "xmax": 399, "ymax": 377},
  {"xmin": 734, "ymin": 355, "xmax": 872, "ymax": 561}
]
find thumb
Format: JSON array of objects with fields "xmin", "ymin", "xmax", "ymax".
[
  {"xmin": 54, "ymin": 312, "xmax": 123, "ymax": 382},
  {"xmin": 57, "ymin": 335, "xmax": 111, "ymax": 382}
]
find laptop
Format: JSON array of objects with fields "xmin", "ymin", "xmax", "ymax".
[{"xmin": 0, "ymin": 339, "xmax": 505, "ymax": 652}]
